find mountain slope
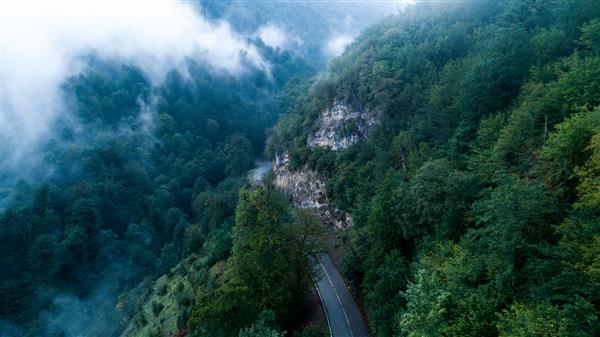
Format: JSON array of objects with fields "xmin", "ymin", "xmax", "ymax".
[{"xmin": 267, "ymin": 1, "xmax": 600, "ymax": 336}]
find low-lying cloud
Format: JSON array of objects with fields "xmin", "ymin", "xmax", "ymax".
[
  {"xmin": 257, "ymin": 24, "xmax": 289, "ymax": 49},
  {"xmin": 256, "ymin": 24, "xmax": 302, "ymax": 50},
  {"xmin": 1, "ymin": 0, "xmax": 268, "ymax": 168},
  {"xmin": 325, "ymin": 35, "xmax": 355, "ymax": 57}
]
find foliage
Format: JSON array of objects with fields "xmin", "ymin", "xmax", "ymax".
[
  {"xmin": 6, "ymin": 1, "xmax": 600, "ymax": 337},
  {"xmin": 0, "ymin": 36, "xmax": 312, "ymax": 336},
  {"xmin": 266, "ymin": 1, "xmax": 600, "ymax": 336},
  {"xmin": 187, "ymin": 188, "xmax": 324, "ymax": 337}
]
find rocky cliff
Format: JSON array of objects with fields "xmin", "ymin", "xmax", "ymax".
[
  {"xmin": 307, "ymin": 100, "xmax": 376, "ymax": 151},
  {"xmin": 273, "ymin": 151, "xmax": 353, "ymax": 229},
  {"xmin": 272, "ymin": 100, "xmax": 375, "ymax": 229}
]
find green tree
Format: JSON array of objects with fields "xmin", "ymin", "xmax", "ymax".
[
  {"xmin": 224, "ymin": 134, "xmax": 254, "ymax": 176},
  {"xmin": 238, "ymin": 310, "xmax": 286, "ymax": 337},
  {"xmin": 497, "ymin": 298, "xmax": 599, "ymax": 337},
  {"xmin": 541, "ymin": 108, "xmax": 600, "ymax": 200},
  {"xmin": 189, "ymin": 188, "xmax": 316, "ymax": 336},
  {"xmin": 575, "ymin": 132, "xmax": 600, "ymax": 211},
  {"xmin": 26, "ymin": 234, "xmax": 57, "ymax": 280}
]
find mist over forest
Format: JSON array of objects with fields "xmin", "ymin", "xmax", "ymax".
[
  {"xmin": 1, "ymin": 1, "xmax": 398, "ymax": 336},
  {"xmin": 2, "ymin": 1, "xmax": 600, "ymax": 337}
]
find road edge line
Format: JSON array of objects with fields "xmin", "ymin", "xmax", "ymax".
[
  {"xmin": 319, "ymin": 258, "xmax": 355, "ymax": 337},
  {"xmin": 313, "ymin": 280, "xmax": 333, "ymax": 337}
]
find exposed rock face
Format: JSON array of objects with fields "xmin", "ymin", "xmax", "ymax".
[
  {"xmin": 307, "ymin": 100, "xmax": 376, "ymax": 151},
  {"xmin": 273, "ymin": 152, "xmax": 353, "ymax": 229},
  {"xmin": 272, "ymin": 100, "xmax": 376, "ymax": 229},
  {"xmin": 274, "ymin": 152, "xmax": 326, "ymax": 208}
]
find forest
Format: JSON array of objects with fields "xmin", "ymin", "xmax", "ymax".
[
  {"xmin": 268, "ymin": 1, "xmax": 600, "ymax": 336},
  {"xmin": 2, "ymin": 1, "xmax": 600, "ymax": 337},
  {"xmin": 0, "ymin": 46, "xmax": 315, "ymax": 336}
]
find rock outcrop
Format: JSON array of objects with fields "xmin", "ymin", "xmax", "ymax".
[
  {"xmin": 273, "ymin": 151, "xmax": 353, "ymax": 229},
  {"xmin": 272, "ymin": 100, "xmax": 376, "ymax": 229},
  {"xmin": 307, "ymin": 100, "xmax": 376, "ymax": 151}
]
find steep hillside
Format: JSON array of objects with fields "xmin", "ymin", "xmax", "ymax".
[
  {"xmin": 0, "ymin": 49, "xmax": 310, "ymax": 337},
  {"xmin": 198, "ymin": 0, "xmax": 402, "ymax": 65},
  {"xmin": 4, "ymin": 1, "xmax": 600, "ymax": 337},
  {"xmin": 267, "ymin": 1, "xmax": 600, "ymax": 336}
]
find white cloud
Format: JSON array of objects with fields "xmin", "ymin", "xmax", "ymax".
[
  {"xmin": 324, "ymin": 35, "xmax": 354, "ymax": 57},
  {"xmin": 256, "ymin": 24, "xmax": 303, "ymax": 51},
  {"xmin": 320, "ymin": 0, "xmax": 413, "ymax": 59},
  {"xmin": 257, "ymin": 24, "xmax": 288, "ymax": 49},
  {"xmin": 0, "ymin": 0, "xmax": 268, "ymax": 165}
]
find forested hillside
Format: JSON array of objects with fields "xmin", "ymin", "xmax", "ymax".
[
  {"xmin": 3, "ymin": 1, "xmax": 600, "ymax": 337},
  {"xmin": 198, "ymin": 0, "xmax": 400, "ymax": 64},
  {"xmin": 0, "ymin": 49, "xmax": 312, "ymax": 335},
  {"xmin": 268, "ymin": 1, "xmax": 600, "ymax": 336}
]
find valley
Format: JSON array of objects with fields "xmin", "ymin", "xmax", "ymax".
[{"xmin": 2, "ymin": 1, "xmax": 600, "ymax": 337}]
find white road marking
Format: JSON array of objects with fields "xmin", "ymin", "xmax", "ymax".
[
  {"xmin": 313, "ymin": 281, "xmax": 333, "ymax": 337},
  {"xmin": 318, "ymin": 258, "xmax": 355, "ymax": 337}
]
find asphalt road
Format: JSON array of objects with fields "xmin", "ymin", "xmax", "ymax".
[{"xmin": 314, "ymin": 254, "xmax": 369, "ymax": 337}]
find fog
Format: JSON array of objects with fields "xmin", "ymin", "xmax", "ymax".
[
  {"xmin": 256, "ymin": 24, "xmax": 298, "ymax": 50},
  {"xmin": 0, "ymin": 0, "xmax": 413, "ymax": 172},
  {"xmin": 325, "ymin": 35, "xmax": 355, "ymax": 57},
  {"xmin": 0, "ymin": 2, "xmax": 414, "ymax": 336},
  {"xmin": 1, "ymin": 0, "xmax": 268, "ymax": 169}
]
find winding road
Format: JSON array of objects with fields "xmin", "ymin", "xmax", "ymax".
[
  {"xmin": 313, "ymin": 254, "xmax": 369, "ymax": 337},
  {"xmin": 248, "ymin": 161, "xmax": 368, "ymax": 336}
]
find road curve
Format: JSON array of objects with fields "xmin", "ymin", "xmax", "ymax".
[{"xmin": 313, "ymin": 254, "xmax": 369, "ymax": 337}]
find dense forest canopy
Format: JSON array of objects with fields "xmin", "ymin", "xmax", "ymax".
[
  {"xmin": 0, "ymin": 2, "xmax": 318, "ymax": 335},
  {"xmin": 268, "ymin": 1, "xmax": 600, "ymax": 336},
  {"xmin": 0, "ymin": 51, "xmax": 310, "ymax": 335},
  {"xmin": 197, "ymin": 0, "xmax": 402, "ymax": 65},
  {"xmin": 2, "ymin": 1, "xmax": 600, "ymax": 337}
]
